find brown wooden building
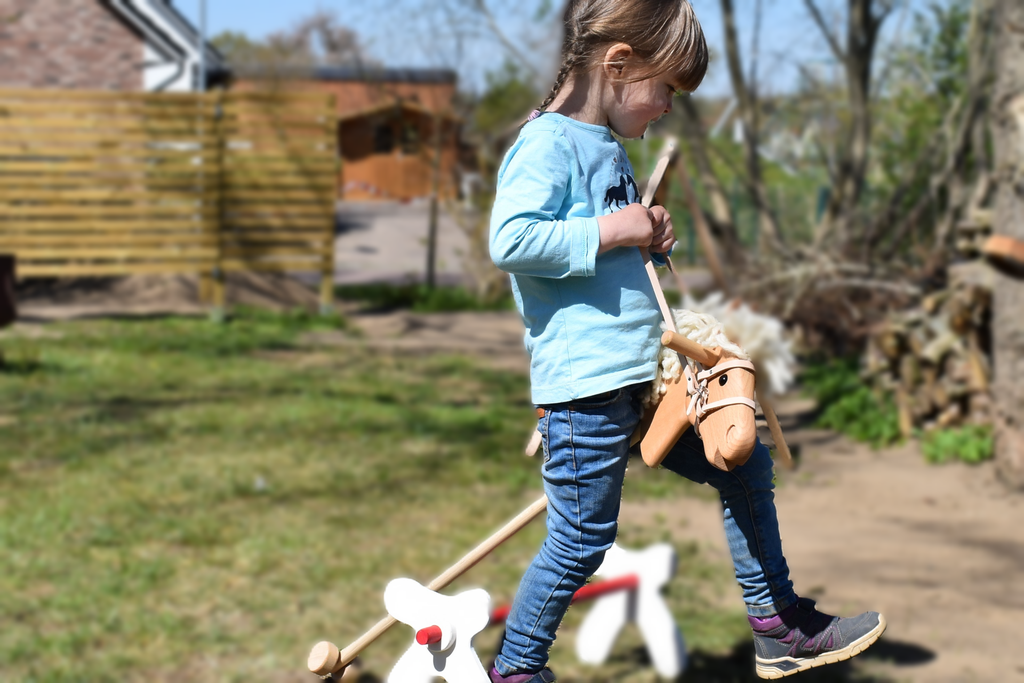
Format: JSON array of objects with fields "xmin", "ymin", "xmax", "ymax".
[{"xmin": 232, "ymin": 66, "xmax": 461, "ymax": 201}]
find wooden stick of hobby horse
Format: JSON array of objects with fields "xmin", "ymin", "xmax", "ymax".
[
  {"xmin": 758, "ymin": 393, "xmax": 794, "ymax": 468},
  {"xmin": 640, "ymin": 138, "xmax": 680, "ymax": 333},
  {"xmin": 308, "ymin": 495, "xmax": 550, "ymax": 677}
]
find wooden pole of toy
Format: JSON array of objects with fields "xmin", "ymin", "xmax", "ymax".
[
  {"xmin": 308, "ymin": 495, "xmax": 550, "ymax": 677},
  {"xmin": 757, "ymin": 394, "xmax": 794, "ymax": 469},
  {"xmin": 641, "ymin": 138, "xmax": 679, "ymax": 333}
]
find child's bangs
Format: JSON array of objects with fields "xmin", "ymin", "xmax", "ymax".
[
  {"xmin": 657, "ymin": 23, "xmax": 709, "ymax": 93},
  {"xmin": 630, "ymin": 1, "xmax": 708, "ymax": 92}
]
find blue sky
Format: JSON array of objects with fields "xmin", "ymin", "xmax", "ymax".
[{"xmin": 175, "ymin": 0, "xmax": 937, "ymax": 97}]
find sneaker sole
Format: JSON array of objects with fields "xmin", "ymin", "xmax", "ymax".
[{"xmin": 755, "ymin": 614, "xmax": 887, "ymax": 679}]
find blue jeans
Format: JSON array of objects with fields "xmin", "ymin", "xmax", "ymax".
[{"xmin": 494, "ymin": 384, "xmax": 797, "ymax": 675}]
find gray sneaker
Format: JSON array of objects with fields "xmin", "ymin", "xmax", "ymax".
[{"xmin": 750, "ymin": 597, "xmax": 886, "ymax": 679}]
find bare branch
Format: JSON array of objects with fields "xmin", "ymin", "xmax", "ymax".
[
  {"xmin": 802, "ymin": 0, "xmax": 847, "ymax": 62},
  {"xmin": 748, "ymin": 0, "xmax": 763, "ymax": 96},
  {"xmin": 815, "ymin": 278, "xmax": 922, "ymax": 296},
  {"xmin": 469, "ymin": 0, "xmax": 540, "ymax": 78},
  {"xmin": 719, "ymin": 0, "xmax": 785, "ymax": 254},
  {"xmin": 871, "ymin": 0, "xmax": 912, "ymax": 98}
]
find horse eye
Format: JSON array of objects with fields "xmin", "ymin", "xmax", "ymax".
[{"xmin": 719, "ymin": 374, "xmax": 729, "ymax": 386}]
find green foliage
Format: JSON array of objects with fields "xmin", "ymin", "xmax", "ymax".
[
  {"xmin": 801, "ymin": 356, "xmax": 902, "ymax": 447},
  {"xmin": 802, "ymin": 358, "xmax": 994, "ymax": 463},
  {"xmin": 921, "ymin": 424, "xmax": 994, "ymax": 464},
  {"xmin": 473, "ymin": 60, "xmax": 539, "ymax": 135},
  {"xmin": 336, "ymin": 283, "xmax": 513, "ymax": 312},
  {"xmin": 623, "ymin": 132, "xmax": 824, "ymax": 252},
  {"xmin": 873, "ymin": 0, "xmax": 973, "ymax": 226},
  {"xmin": 912, "ymin": 0, "xmax": 972, "ymax": 102},
  {"xmin": 210, "ymin": 11, "xmax": 368, "ymax": 68}
]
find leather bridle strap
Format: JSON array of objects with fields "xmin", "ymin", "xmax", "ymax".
[{"xmin": 684, "ymin": 359, "xmax": 757, "ymax": 437}]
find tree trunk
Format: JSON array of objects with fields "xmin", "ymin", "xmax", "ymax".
[
  {"xmin": 838, "ymin": 0, "xmax": 877, "ymax": 218},
  {"xmin": 804, "ymin": 0, "xmax": 888, "ymax": 248},
  {"xmin": 425, "ymin": 112, "xmax": 443, "ymax": 289},
  {"xmin": 719, "ymin": 0, "xmax": 784, "ymax": 254},
  {"xmin": 677, "ymin": 96, "xmax": 746, "ymax": 265},
  {"xmin": 991, "ymin": 0, "xmax": 1024, "ymax": 489}
]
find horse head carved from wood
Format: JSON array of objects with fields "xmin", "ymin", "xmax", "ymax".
[{"xmin": 635, "ymin": 331, "xmax": 757, "ymax": 472}]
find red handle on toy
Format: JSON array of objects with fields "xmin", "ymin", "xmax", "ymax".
[{"xmin": 416, "ymin": 625, "xmax": 443, "ymax": 645}]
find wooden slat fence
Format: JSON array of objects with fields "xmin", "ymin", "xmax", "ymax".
[
  {"xmin": 0, "ymin": 88, "xmax": 337, "ymax": 310},
  {"xmin": 219, "ymin": 91, "xmax": 337, "ymax": 308}
]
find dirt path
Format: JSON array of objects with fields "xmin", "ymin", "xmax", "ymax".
[
  {"xmin": 763, "ymin": 424, "xmax": 1024, "ymax": 682},
  {"xmin": 339, "ymin": 308, "xmax": 1024, "ymax": 683}
]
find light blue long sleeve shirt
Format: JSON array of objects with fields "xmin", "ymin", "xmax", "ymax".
[{"xmin": 489, "ymin": 113, "xmax": 664, "ymax": 404}]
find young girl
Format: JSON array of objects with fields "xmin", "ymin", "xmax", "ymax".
[{"xmin": 487, "ymin": 1, "xmax": 886, "ymax": 681}]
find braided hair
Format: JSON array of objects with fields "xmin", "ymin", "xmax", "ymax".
[{"xmin": 539, "ymin": 4, "xmax": 589, "ymax": 112}]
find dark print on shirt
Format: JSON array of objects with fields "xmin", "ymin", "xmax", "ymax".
[{"xmin": 604, "ymin": 173, "xmax": 639, "ymax": 209}]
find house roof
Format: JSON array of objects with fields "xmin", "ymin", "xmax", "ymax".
[
  {"xmin": 338, "ymin": 99, "xmax": 462, "ymax": 124},
  {"xmin": 232, "ymin": 65, "xmax": 457, "ymax": 85},
  {"xmin": 105, "ymin": 0, "xmax": 224, "ymax": 72}
]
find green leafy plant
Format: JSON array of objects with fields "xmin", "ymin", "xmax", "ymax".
[
  {"xmin": 473, "ymin": 60, "xmax": 539, "ymax": 136},
  {"xmin": 921, "ymin": 424, "xmax": 994, "ymax": 464},
  {"xmin": 801, "ymin": 356, "xmax": 902, "ymax": 447}
]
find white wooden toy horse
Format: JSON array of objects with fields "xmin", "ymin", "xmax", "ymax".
[
  {"xmin": 575, "ymin": 543, "xmax": 686, "ymax": 680},
  {"xmin": 383, "ymin": 578, "xmax": 491, "ymax": 683}
]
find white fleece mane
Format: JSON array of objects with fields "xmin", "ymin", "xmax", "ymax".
[{"xmin": 641, "ymin": 294, "xmax": 795, "ymax": 408}]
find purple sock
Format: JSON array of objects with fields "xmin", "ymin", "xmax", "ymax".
[
  {"xmin": 748, "ymin": 601, "xmax": 800, "ymax": 632},
  {"xmin": 489, "ymin": 666, "xmax": 541, "ymax": 683}
]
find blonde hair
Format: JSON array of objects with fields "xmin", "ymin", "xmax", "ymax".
[{"xmin": 540, "ymin": 0, "xmax": 709, "ymax": 111}]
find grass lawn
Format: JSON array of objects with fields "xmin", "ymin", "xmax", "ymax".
[{"xmin": 0, "ymin": 310, "xmax": 758, "ymax": 682}]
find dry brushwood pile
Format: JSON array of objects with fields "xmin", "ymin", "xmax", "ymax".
[{"xmin": 862, "ymin": 259, "xmax": 993, "ymax": 438}]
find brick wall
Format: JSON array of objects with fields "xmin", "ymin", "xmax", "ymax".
[{"xmin": 0, "ymin": 0, "xmax": 143, "ymax": 90}]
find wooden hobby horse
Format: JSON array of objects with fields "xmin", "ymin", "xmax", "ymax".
[{"xmin": 630, "ymin": 139, "xmax": 760, "ymax": 471}]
